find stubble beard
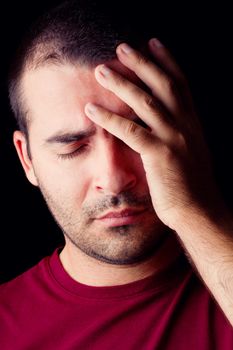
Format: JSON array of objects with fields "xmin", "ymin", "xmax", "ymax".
[{"xmin": 38, "ymin": 182, "xmax": 167, "ymax": 265}]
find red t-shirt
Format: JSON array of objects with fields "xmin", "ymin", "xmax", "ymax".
[{"xmin": 0, "ymin": 249, "xmax": 232, "ymax": 349}]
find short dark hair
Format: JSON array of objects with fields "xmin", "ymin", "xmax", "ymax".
[{"xmin": 8, "ymin": 0, "xmax": 153, "ymax": 137}]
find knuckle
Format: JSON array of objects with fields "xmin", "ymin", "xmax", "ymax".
[
  {"xmin": 128, "ymin": 84, "xmax": 141, "ymax": 97},
  {"xmin": 142, "ymin": 94, "xmax": 156, "ymax": 112},
  {"xmin": 124, "ymin": 120, "xmax": 149, "ymax": 146},
  {"xmin": 124, "ymin": 120, "xmax": 139, "ymax": 136},
  {"xmin": 166, "ymin": 131, "xmax": 188, "ymax": 155},
  {"xmin": 136, "ymin": 53, "xmax": 150, "ymax": 67},
  {"xmin": 113, "ymin": 75, "xmax": 124, "ymax": 89},
  {"xmin": 176, "ymin": 132, "xmax": 186, "ymax": 148},
  {"xmin": 175, "ymin": 132, "xmax": 189, "ymax": 154},
  {"xmin": 161, "ymin": 144, "xmax": 174, "ymax": 161},
  {"xmin": 104, "ymin": 110, "xmax": 114, "ymax": 122}
]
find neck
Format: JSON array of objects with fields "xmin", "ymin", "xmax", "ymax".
[{"xmin": 59, "ymin": 232, "xmax": 182, "ymax": 287}]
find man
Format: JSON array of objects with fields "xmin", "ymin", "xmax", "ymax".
[{"xmin": 1, "ymin": 0, "xmax": 233, "ymax": 348}]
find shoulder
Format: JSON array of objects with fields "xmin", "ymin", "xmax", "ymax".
[{"xmin": 0, "ymin": 252, "xmax": 56, "ymax": 344}]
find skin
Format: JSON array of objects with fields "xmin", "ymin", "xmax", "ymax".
[
  {"xmin": 84, "ymin": 39, "xmax": 233, "ymax": 325},
  {"xmin": 14, "ymin": 48, "xmax": 181, "ymax": 287},
  {"xmin": 14, "ymin": 38, "xmax": 233, "ymax": 324}
]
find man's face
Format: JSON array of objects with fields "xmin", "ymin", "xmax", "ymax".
[{"xmin": 17, "ymin": 60, "xmax": 165, "ymax": 265}]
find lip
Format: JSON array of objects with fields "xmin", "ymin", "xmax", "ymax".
[{"xmin": 95, "ymin": 208, "xmax": 147, "ymax": 227}]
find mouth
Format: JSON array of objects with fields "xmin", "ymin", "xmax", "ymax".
[{"xmin": 95, "ymin": 208, "xmax": 147, "ymax": 227}]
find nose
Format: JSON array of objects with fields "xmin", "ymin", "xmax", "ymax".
[{"xmin": 93, "ymin": 136, "xmax": 138, "ymax": 195}]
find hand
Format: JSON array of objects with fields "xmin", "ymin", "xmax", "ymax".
[{"xmin": 85, "ymin": 38, "xmax": 221, "ymax": 230}]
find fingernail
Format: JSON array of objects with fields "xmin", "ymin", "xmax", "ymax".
[
  {"xmin": 151, "ymin": 38, "xmax": 164, "ymax": 49},
  {"xmin": 119, "ymin": 43, "xmax": 133, "ymax": 54},
  {"xmin": 85, "ymin": 103, "xmax": 97, "ymax": 115},
  {"xmin": 98, "ymin": 64, "xmax": 111, "ymax": 77}
]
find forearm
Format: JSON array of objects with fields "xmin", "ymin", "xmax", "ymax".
[{"xmin": 175, "ymin": 204, "xmax": 233, "ymax": 326}]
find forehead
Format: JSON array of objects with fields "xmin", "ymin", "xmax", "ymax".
[{"xmin": 22, "ymin": 60, "xmax": 140, "ymax": 133}]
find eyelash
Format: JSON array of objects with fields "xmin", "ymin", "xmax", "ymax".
[
  {"xmin": 58, "ymin": 144, "xmax": 88, "ymax": 160},
  {"xmin": 56, "ymin": 118, "xmax": 148, "ymax": 161}
]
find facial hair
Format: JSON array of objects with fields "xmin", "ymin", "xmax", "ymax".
[{"xmin": 37, "ymin": 181, "xmax": 166, "ymax": 265}]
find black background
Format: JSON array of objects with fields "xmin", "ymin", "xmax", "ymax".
[{"xmin": 0, "ymin": 0, "xmax": 232, "ymax": 283}]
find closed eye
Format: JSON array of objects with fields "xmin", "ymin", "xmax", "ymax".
[{"xmin": 57, "ymin": 144, "xmax": 88, "ymax": 160}]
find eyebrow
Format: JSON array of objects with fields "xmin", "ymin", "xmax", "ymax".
[
  {"xmin": 44, "ymin": 115, "xmax": 147, "ymax": 145},
  {"xmin": 45, "ymin": 126, "xmax": 97, "ymax": 144}
]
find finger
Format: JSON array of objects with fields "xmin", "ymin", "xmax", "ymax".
[
  {"xmin": 148, "ymin": 38, "xmax": 194, "ymax": 111},
  {"xmin": 94, "ymin": 64, "xmax": 177, "ymax": 142},
  {"xmin": 116, "ymin": 42, "xmax": 184, "ymax": 117},
  {"xmin": 148, "ymin": 38, "xmax": 187, "ymax": 84},
  {"xmin": 84, "ymin": 102, "xmax": 159, "ymax": 156}
]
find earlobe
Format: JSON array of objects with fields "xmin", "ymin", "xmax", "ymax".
[{"xmin": 13, "ymin": 131, "xmax": 38, "ymax": 186}]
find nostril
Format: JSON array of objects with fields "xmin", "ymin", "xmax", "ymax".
[{"xmin": 95, "ymin": 173, "xmax": 137, "ymax": 196}]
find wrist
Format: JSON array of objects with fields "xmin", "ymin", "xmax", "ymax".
[{"xmin": 171, "ymin": 198, "xmax": 233, "ymax": 239}]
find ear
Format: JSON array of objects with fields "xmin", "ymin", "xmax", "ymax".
[{"xmin": 13, "ymin": 130, "xmax": 38, "ymax": 186}]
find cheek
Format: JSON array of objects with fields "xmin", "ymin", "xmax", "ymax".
[
  {"xmin": 130, "ymin": 153, "xmax": 150, "ymax": 190},
  {"xmin": 33, "ymin": 156, "xmax": 92, "ymax": 205},
  {"xmin": 130, "ymin": 152, "xmax": 147, "ymax": 176}
]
